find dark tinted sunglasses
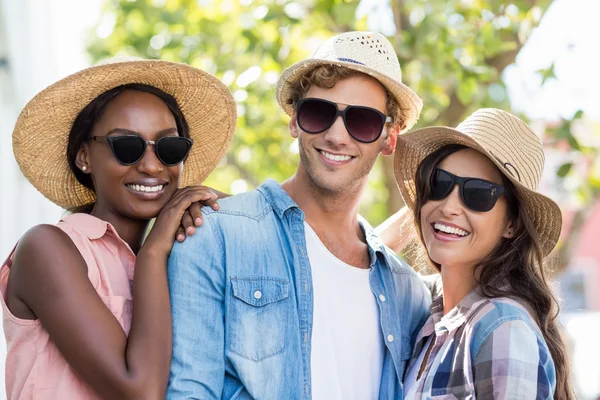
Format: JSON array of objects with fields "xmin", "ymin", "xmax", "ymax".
[
  {"xmin": 296, "ymin": 98, "xmax": 392, "ymax": 143},
  {"xmin": 92, "ymin": 135, "xmax": 193, "ymax": 166},
  {"xmin": 430, "ymin": 168, "xmax": 505, "ymax": 212}
]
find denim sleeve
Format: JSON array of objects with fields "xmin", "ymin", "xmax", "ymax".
[
  {"xmin": 411, "ymin": 275, "xmax": 432, "ymax": 345},
  {"xmin": 166, "ymin": 212, "xmax": 225, "ymax": 399}
]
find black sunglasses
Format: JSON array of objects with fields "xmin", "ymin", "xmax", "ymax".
[
  {"xmin": 295, "ymin": 98, "xmax": 392, "ymax": 143},
  {"xmin": 92, "ymin": 135, "xmax": 193, "ymax": 166},
  {"xmin": 430, "ymin": 168, "xmax": 505, "ymax": 212}
]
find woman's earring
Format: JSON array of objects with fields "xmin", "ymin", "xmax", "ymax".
[{"xmin": 81, "ymin": 166, "xmax": 87, "ymax": 172}]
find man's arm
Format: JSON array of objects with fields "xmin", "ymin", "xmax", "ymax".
[
  {"xmin": 167, "ymin": 212, "xmax": 226, "ymax": 399},
  {"xmin": 375, "ymin": 206, "xmax": 413, "ymax": 254}
]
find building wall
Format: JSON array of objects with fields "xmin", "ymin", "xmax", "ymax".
[
  {"xmin": 0, "ymin": 1, "xmax": 87, "ymax": 395},
  {"xmin": 1, "ymin": 0, "xmax": 65, "ymax": 261}
]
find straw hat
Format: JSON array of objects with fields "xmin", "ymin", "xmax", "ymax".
[
  {"xmin": 276, "ymin": 31, "xmax": 422, "ymax": 132},
  {"xmin": 12, "ymin": 57, "xmax": 237, "ymax": 210},
  {"xmin": 394, "ymin": 108, "xmax": 562, "ymax": 256}
]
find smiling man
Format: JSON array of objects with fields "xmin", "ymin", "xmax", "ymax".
[{"xmin": 166, "ymin": 31, "xmax": 431, "ymax": 400}]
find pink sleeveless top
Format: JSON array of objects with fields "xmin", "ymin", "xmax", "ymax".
[{"xmin": 0, "ymin": 213, "xmax": 135, "ymax": 399}]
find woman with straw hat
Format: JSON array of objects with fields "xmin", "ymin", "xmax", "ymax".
[
  {"xmin": 1, "ymin": 58, "xmax": 236, "ymax": 399},
  {"xmin": 393, "ymin": 109, "xmax": 574, "ymax": 399}
]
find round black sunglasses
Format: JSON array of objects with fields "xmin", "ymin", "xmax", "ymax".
[
  {"xmin": 430, "ymin": 168, "xmax": 505, "ymax": 212},
  {"xmin": 92, "ymin": 135, "xmax": 193, "ymax": 166},
  {"xmin": 295, "ymin": 98, "xmax": 392, "ymax": 143}
]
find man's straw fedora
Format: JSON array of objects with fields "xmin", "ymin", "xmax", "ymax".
[
  {"xmin": 394, "ymin": 108, "xmax": 562, "ymax": 256},
  {"xmin": 12, "ymin": 57, "xmax": 237, "ymax": 210},
  {"xmin": 276, "ymin": 31, "xmax": 422, "ymax": 132}
]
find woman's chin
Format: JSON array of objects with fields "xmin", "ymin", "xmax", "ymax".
[{"xmin": 123, "ymin": 204, "xmax": 164, "ymax": 221}]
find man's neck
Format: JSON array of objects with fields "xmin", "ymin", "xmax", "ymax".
[
  {"xmin": 282, "ymin": 171, "xmax": 373, "ymax": 269},
  {"xmin": 281, "ymin": 172, "xmax": 365, "ymax": 236}
]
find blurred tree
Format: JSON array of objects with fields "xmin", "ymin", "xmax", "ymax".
[
  {"xmin": 88, "ymin": 0, "xmax": 556, "ymax": 223},
  {"xmin": 90, "ymin": 0, "xmax": 600, "ymax": 272},
  {"xmin": 546, "ymin": 111, "xmax": 600, "ymax": 271}
]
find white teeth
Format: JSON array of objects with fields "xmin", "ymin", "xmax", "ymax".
[
  {"xmin": 434, "ymin": 223, "xmax": 469, "ymax": 237},
  {"xmin": 320, "ymin": 150, "xmax": 352, "ymax": 162},
  {"xmin": 127, "ymin": 184, "xmax": 164, "ymax": 193}
]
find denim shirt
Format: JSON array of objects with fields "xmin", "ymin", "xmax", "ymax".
[{"xmin": 166, "ymin": 180, "xmax": 431, "ymax": 399}]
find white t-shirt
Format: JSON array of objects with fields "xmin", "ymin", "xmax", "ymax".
[{"xmin": 305, "ymin": 222, "xmax": 384, "ymax": 400}]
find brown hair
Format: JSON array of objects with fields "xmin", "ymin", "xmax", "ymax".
[
  {"xmin": 413, "ymin": 144, "xmax": 574, "ymax": 399},
  {"xmin": 287, "ymin": 65, "xmax": 406, "ymax": 131}
]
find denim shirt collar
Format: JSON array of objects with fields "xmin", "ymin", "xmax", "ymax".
[
  {"xmin": 256, "ymin": 179, "xmax": 387, "ymax": 267},
  {"xmin": 256, "ymin": 179, "xmax": 301, "ymax": 219}
]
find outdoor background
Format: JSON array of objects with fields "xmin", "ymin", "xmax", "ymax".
[{"xmin": 1, "ymin": 0, "xmax": 600, "ymax": 398}]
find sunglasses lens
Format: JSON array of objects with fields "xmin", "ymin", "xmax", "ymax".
[
  {"xmin": 297, "ymin": 99, "xmax": 337, "ymax": 133},
  {"xmin": 345, "ymin": 107, "xmax": 384, "ymax": 143},
  {"xmin": 430, "ymin": 169, "xmax": 453, "ymax": 200},
  {"xmin": 156, "ymin": 137, "xmax": 192, "ymax": 166},
  {"xmin": 463, "ymin": 180, "xmax": 498, "ymax": 212},
  {"xmin": 111, "ymin": 136, "xmax": 145, "ymax": 165}
]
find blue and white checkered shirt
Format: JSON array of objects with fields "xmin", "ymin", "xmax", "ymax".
[{"xmin": 403, "ymin": 281, "xmax": 556, "ymax": 399}]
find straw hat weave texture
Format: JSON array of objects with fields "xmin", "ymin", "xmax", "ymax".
[{"xmin": 276, "ymin": 31, "xmax": 422, "ymax": 132}]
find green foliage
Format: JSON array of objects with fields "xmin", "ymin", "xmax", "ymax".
[
  {"xmin": 547, "ymin": 110, "xmax": 600, "ymax": 206},
  {"xmin": 536, "ymin": 62, "xmax": 556, "ymax": 85},
  {"xmin": 557, "ymin": 162, "xmax": 572, "ymax": 178},
  {"xmin": 88, "ymin": 0, "xmax": 555, "ymax": 225}
]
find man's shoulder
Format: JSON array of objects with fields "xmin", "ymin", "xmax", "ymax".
[
  {"xmin": 171, "ymin": 190, "xmax": 275, "ymax": 251},
  {"xmin": 203, "ymin": 189, "xmax": 273, "ymax": 222},
  {"xmin": 379, "ymin": 244, "xmax": 419, "ymax": 278},
  {"xmin": 358, "ymin": 216, "xmax": 417, "ymax": 276}
]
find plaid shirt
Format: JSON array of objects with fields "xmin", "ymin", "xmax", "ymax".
[{"xmin": 404, "ymin": 282, "xmax": 556, "ymax": 399}]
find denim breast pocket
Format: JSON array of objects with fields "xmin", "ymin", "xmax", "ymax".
[{"xmin": 228, "ymin": 276, "xmax": 290, "ymax": 361}]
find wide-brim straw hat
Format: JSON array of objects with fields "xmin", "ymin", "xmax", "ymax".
[
  {"xmin": 13, "ymin": 57, "xmax": 237, "ymax": 210},
  {"xmin": 276, "ymin": 31, "xmax": 422, "ymax": 133},
  {"xmin": 394, "ymin": 108, "xmax": 562, "ymax": 256}
]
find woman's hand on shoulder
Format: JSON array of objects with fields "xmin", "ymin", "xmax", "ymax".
[
  {"xmin": 173, "ymin": 185, "xmax": 230, "ymax": 244},
  {"xmin": 143, "ymin": 185, "xmax": 229, "ymax": 257}
]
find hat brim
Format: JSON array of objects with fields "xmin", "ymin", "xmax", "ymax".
[
  {"xmin": 13, "ymin": 59, "xmax": 237, "ymax": 209},
  {"xmin": 276, "ymin": 58, "xmax": 423, "ymax": 132},
  {"xmin": 394, "ymin": 126, "xmax": 562, "ymax": 256}
]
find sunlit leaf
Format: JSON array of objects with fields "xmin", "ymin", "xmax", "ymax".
[{"xmin": 557, "ymin": 163, "xmax": 573, "ymax": 178}]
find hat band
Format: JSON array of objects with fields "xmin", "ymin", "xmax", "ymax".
[{"xmin": 336, "ymin": 57, "xmax": 365, "ymax": 65}]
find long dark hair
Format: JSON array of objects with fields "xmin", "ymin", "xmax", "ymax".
[
  {"xmin": 413, "ymin": 144, "xmax": 574, "ymax": 399},
  {"xmin": 66, "ymin": 84, "xmax": 190, "ymax": 213}
]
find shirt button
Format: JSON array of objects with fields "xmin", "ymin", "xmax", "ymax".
[
  {"xmin": 379, "ymin": 294, "xmax": 386, "ymax": 302},
  {"xmin": 253, "ymin": 290, "xmax": 262, "ymax": 300},
  {"xmin": 387, "ymin": 334, "xmax": 394, "ymax": 343}
]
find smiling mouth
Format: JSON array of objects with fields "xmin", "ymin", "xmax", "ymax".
[
  {"xmin": 432, "ymin": 222, "xmax": 471, "ymax": 238},
  {"xmin": 126, "ymin": 184, "xmax": 165, "ymax": 193},
  {"xmin": 319, "ymin": 149, "xmax": 354, "ymax": 162}
]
